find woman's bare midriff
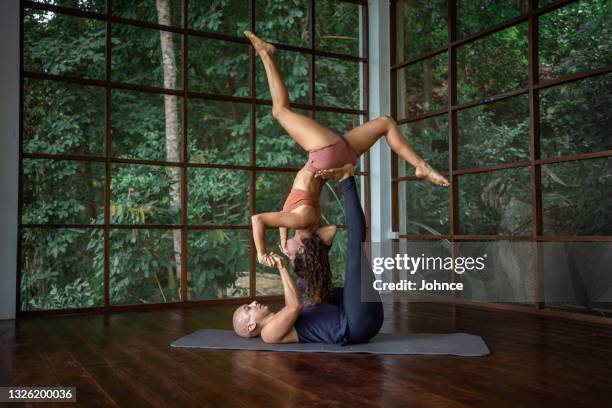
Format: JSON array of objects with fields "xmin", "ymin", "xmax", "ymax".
[
  {"xmin": 292, "ymin": 167, "xmax": 324, "ymax": 193},
  {"xmin": 289, "ymin": 167, "xmax": 324, "ymax": 234}
]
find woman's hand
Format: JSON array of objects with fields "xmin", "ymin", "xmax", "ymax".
[
  {"xmin": 257, "ymin": 252, "xmax": 275, "ymax": 268},
  {"xmin": 279, "ymin": 241, "xmax": 290, "ymax": 257},
  {"xmin": 270, "ymin": 253, "xmax": 286, "ymax": 270}
]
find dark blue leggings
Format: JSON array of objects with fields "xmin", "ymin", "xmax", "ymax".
[{"xmin": 339, "ymin": 176, "xmax": 384, "ymax": 344}]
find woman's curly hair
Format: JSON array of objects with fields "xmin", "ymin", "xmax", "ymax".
[{"xmin": 293, "ymin": 235, "xmax": 334, "ymax": 306}]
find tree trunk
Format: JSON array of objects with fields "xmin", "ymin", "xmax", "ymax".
[
  {"xmin": 423, "ymin": 2, "xmax": 432, "ymax": 112},
  {"xmin": 156, "ymin": 0, "xmax": 183, "ymax": 298}
]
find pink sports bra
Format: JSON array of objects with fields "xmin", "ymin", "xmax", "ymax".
[{"xmin": 282, "ymin": 188, "xmax": 321, "ymax": 232}]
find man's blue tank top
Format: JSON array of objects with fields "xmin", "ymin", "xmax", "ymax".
[
  {"xmin": 294, "ymin": 303, "xmax": 347, "ymax": 344},
  {"xmin": 293, "ymin": 242, "xmax": 347, "ymax": 344}
]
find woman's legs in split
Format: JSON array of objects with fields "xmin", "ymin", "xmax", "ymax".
[
  {"xmin": 245, "ymin": 31, "xmax": 339, "ymax": 151},
  {"xmin": 343, "ymin": 115, "xmax": 449, "ymax": 186},
  {"xmin": 340, "ymin": 175, "xmax": 384, "ymax": 344}
]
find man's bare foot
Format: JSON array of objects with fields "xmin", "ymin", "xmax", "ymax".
[
  {"xmin": 244, "ymin": 31, "xmax": 276, "ymax": 56},
  {"xmin": 415, "ymin": 161, "xmax": 450, "ymax": 187},
  {"xmin": 314, "ymin": 163, "xmax": 355, "ymax": 181}
]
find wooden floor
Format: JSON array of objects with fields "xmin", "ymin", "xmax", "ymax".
[{"xmin": 2, "ymin": 302, "xmax": 612, "ymax": 408}]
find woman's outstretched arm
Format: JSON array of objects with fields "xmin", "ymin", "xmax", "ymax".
[
  {"xmin": 251, "ymin": 211, "xmax": 312, "ymax": 266},
  {"xmin": 279, "ymin": 227, "xmax": 288, "ymax": 254},
  {"xmin": 315, "ymin": 224, "xmax": 337, "ymax": 247}
]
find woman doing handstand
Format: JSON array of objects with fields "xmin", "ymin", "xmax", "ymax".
[
  {"xmin": 233, "ymin": 167, "xmax": 383, "ymax": 344},
  {"xmin": 245, "ymin": 31, "xmax": 449, "ymax": 296}
]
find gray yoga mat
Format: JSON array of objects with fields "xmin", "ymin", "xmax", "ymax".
[{"xmin": 170, "ymin": 329, "xmax": 490, "ymax": 356}]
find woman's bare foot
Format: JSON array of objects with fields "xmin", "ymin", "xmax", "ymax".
[
  {"xmin": 244, "ymin": 31, "xmax": 276, "ymax": 56},
  {"xmin": 415, "ymin": 161, "xmax": 450, "ymax": 186},
  {"xmin": 314, "ymin": 163, "xmax": 355, "ymax": 181}
]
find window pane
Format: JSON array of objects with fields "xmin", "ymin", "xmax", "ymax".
[
  {"xmin": 188, "ymin": 168, "xmax": 250, "ymax": 225},
  {"xmin": 458, "ymin": 94, "xmax": 530, "ymax": 168},
  {"xmin": 256, "ymin": 106, "xmax": 308, "ymax": 168},
  {"xmin": 401, "ymin": 180, "xmax": 450, "ymax": 235},
  {"xmin": 109, "ymin": 229, "xmax": 181, "ymax": 305},
  {"xmin": 188, "ymin": 0, "xmax": 249, "ymax": 35},
  {"xmin": 397, "ymin": 53, "xmax": 448, "ymax": 119},
  {"xmin": 457, "ymin": 0, "xmax": 528, "ymax": 38},
  {"xmin": 316, "ymin": 0, "xmax": 360, "ymax": 56},
  {"xmin": 256, "ymin": 50, "xmax": 310, "ymax": 104},
  {"xmin": 396, "ymin": 0, "xmax": 447, "ymax": 60},
  {"xmin": 255, "ymin": 0, "xmax": 309, "ymax": 48},
  {"xmin": 23, "ymin": 159, "xmax": 105, "ymax": 225},
  {"xmin": 400, "ymin": 115, "xmax": 449, "ymax": 174},
  {"xmin": 458, "ymin": 167, "xmax": 532, "ymax": 235},
  {"xmin": 540, "ymin": 73, "xmax": 612, "ymax": 159},
  {"xmin": 20, "ymin": 228, "xmax": 104, "ymax": 311},
  {"xmin": 24, "ymin": 79, "xmax": 105, "ymax": 157},
  {"xmin": 112, "ymin": 25, "xmax": 183, "ymax": 89},
  {"xmin": 457, "ymin": 23, "xmax": 528, "ymax": 103},
  {"xmin": 110, "ymin": 164, "xmax": 182, "ymax": 225},
  {"xmin": 456, "ymin": 241, "xmax": 534, "ymax": 304},
  {"xmin": 539, "ymin": 0, "xmax": 612, "ymax": 81},
  {"xmin": 188, "ymin": 230, "xmax": 250, "ymax": 300},
  {"xmin": 543, "ymin": 242, "xmax": 612, "ymax": 312},
  {"xmin": 315, "ymin": 57, "xmax": 360, "ymax": 109},
  {"xmin": 542, "ymin": 157, "xmax": 612, "ymax": 235},
  {"xmin": 189, "ymin": 99, "xmax": 250, "ymax": 165},
  {"xmin": 314, "ymin": 112, "xmax": 361, "ymax": 137},
  {"xmin": 24, "ymin": 10, "xmax": 105, "ymax": 79},
  {"xmin": 112, "ymin": 90, "xmax": 183, "ymax": 162},
  {"xmin": 255, "ymin": 171, "xmax": 296, "ymax": 213},
  {"xmin": 29, "ymin": 0, "xmax": 106, "ymax": 13},
  {"xmin": 113, "ymin": 0, "xmax": 182, "ymax": 27},
  {"xmin": 189, "ymin": 36, "xmax": 249, "ymax": 96}
]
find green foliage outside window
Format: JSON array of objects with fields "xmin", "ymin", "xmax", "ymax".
[
  {"xmin": 399, "ymin": 0, "xmax": 610, "ymax": 238},
  {"xmin": 21, "ymin": 0, "xmax": 610, "ymax": 311},
  {"xmin": 397, "ymin": 0, "xmax": 611, "ymax": 310},
  {"xmin": 21, "ymin": 0, "xmax": 361, "ymax": 310}
]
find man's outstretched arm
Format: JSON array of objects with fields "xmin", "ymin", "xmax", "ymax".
[{"xmin": 260, "ymin": 254, "xmax": 302, "ymax": 343}]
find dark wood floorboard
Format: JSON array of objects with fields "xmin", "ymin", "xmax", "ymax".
[{"xmin": 2, "ymin": 302, "xmax": 612, "ymax": 408}]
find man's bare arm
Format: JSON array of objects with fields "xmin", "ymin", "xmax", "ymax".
[{"xmin": 261, "ymin": 254, "xmax": 302, "ymax": 343}]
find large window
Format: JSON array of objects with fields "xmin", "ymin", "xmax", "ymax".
[
  {"xmin": 20, "ymin": 0, "xmax": 369, "ymax": 313},
  {"xmin": 392, "ymin": 0, "xmax": 611, "ymax": 315}
]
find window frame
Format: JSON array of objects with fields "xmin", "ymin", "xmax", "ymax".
[
  {"xmin": 390, "ymin": 0, "xmax": 612, "ymax": 317},
  {"xmin": 18, "ymin": 0, "xmax": 371, "ymax": 315}
]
